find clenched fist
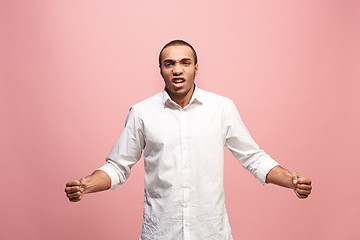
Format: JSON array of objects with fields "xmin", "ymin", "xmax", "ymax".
[
  {"xmin": 65, "ymin": 178, "xmax": 88, "ymax": 202},
  {"xmin": 65, "ymin": 170, "xmax": 112, "ymax": 202},
  {"xmin": 291, "ymin": 173, "xmax": 312, "ymax": 199}
]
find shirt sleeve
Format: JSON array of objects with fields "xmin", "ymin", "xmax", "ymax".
[
  {"xmin": 223, "ymin": 100, "xmax": 280, "ymax": 185},
  {"xmin": 98, "ymin": 106, "xmax": 145, "ymax": 190}
]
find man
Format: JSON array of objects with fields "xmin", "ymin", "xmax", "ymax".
[{"xmin": 65, "ymin": 40, "xmax": 312, "ymax": 239}]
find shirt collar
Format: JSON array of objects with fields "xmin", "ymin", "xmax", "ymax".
[{"xmin": 162, "ymin": 84, "xmax": 203, "ymax": 109}]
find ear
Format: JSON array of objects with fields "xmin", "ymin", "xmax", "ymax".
[{"xmin": 195, "ymin": 63, "xmax": 199, "ymax": 76}]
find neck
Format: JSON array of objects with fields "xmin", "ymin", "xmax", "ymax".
[{"xmin": 167, "ymin": 85, "xmax": 195, "ymax": 108}]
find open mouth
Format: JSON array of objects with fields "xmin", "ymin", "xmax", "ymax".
[{"xmin": 172, "ymin": 78, "xmax": 185, "ymax": 88}]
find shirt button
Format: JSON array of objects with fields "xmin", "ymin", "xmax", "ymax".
[{"xmin": 183, "ymin": 203, "xmax": 189, "ymax": 208}]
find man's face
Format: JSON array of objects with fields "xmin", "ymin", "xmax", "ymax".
[{"xmin": 160, "ymin": 45, "xmax": 198, "ymax": 102}]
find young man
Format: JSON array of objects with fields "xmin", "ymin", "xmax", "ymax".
[{"xmin": 65, "ymin": 40, "xmax": 312, "ymax": 239}]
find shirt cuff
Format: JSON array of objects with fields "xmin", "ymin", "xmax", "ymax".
[
  {"xmin": 258, "ymin": 156, "xmax": 280, "ymax": 185},
  {"xmin": 97, "ymin": 163, "xmax": 121, "ymax": 190}
]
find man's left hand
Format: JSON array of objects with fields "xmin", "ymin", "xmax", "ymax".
[{"xmin": 291, "ymin": 173, "xmax": 312, "ymax": 199}]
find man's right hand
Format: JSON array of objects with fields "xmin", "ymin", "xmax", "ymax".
[
  {"xmin": 64, "ymin": 170, "xmax": 112, "ymax": 202},
  {"xmin": 65, "ymin": 178, "xmax": 87, "ymax": 202}
]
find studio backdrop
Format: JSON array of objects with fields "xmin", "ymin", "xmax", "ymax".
[{"xmin": 1, "ymin": 1, "xmax": 359, "ymax": 239}]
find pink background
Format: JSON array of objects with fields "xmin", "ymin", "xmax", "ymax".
[{"xmin": 1, "ymin": 1, "xmax": 359, "ymax": 239}]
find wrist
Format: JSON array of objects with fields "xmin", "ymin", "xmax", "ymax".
[{"xmin": 80, "ymin": 176, "xmax": 92, "ymax": 194}]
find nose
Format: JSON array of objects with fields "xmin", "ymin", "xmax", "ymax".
[{"xmin": 172, "ymin": 63, "xmax": 183, "ymax": 75}]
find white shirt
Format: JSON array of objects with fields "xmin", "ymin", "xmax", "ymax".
[{"xmin": 98, "ymin": 86, "xmax": 279, "ymax": 240}]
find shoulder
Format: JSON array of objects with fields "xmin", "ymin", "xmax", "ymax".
[
  {"xmin": 198, "ymin": 88, "xmax": 233, "ymax": 106},
  {"xmin": 129, "ymin": 92, "xmax": 163, "ymax": 114}
]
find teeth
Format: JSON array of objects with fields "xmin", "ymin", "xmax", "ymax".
[{"xmin": 174, "ymin": 79, "xmax": 184, "ymax": 83}]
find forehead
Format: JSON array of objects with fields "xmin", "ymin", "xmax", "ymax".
[{"xmin": 161, "ymin": 45, "xmax": 194, "ymax": 61}]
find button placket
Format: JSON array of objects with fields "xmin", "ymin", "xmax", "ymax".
[{"xmin": 180, "ymin": 109, "xmax": 191, "ymax": 237}]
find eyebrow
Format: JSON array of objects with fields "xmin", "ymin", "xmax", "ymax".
[{"xmin": 163, "ymin": 58, "xmax": 192, "ymax": 63}]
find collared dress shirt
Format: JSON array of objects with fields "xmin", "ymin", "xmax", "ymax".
[{"xmin": 98, "ymin": 86, "xmax": 279, "ymax": 240}]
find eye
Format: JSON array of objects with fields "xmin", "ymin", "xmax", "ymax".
[
  {"xmin": 183, "ymin": 61, "xmax": 191, "ymax": 66},
  {"xmin": 164, "ymin": 62, "xmax": 173, "ymax": 67}
]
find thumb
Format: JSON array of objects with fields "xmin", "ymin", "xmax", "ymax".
[{"xmin": 291, "ymin": 172, "xmax": 299, "ymax": 186}]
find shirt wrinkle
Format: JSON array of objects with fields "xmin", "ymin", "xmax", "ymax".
[{"xmin": 98, "ymin": 86, "xmax": 280, "ymax": 239}]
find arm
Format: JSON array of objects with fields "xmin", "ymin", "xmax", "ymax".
[
  {"xmin": 65, "ymin": 170, "xmax": 111, "ymax": 202},
  {"xmin": 65, "ymin": 107, "xmax": 145, "ymax": 202},
  {"xmin": 266, "ymin": 165, "xmax": 312, "ymax": 199},
  {"xmin": 224, "ymin": 100, "xmax": 280, "ymax": 184},
  {"xmin": 223, "ymin": 100, "xmax": 312, "ymax": 198}
]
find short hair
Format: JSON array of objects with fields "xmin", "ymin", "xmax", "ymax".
[{"xmin": 159, "ymin": 40, "xmax": 198, "ymax": 67}]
